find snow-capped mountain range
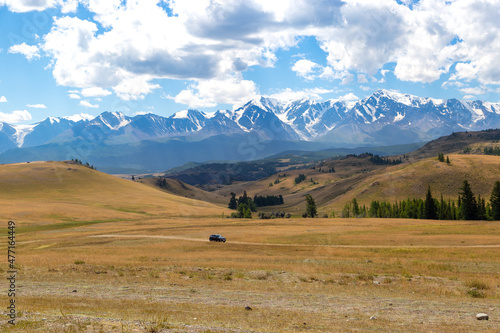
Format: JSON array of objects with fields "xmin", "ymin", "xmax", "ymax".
[{"xmin": 1, "ymin": 90, "xmax": 500, "ymax": 154}]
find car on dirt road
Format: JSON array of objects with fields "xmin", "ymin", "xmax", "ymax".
[{"xmin": 209, "ymin": 234, "xmax": 226, "ymax": 242}]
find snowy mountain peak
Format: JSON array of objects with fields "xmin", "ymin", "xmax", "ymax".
[
  {"xmin": 97, "ymin": 111, "xmax": 131, "ymax": 130},
  {"xmin": 0, "ymin": 91, "xmax": 499, "ymax": 155},
  {"xmin": 48, "ymin": 116, "xmax": 61, "ymax": 124},
  {"xmin": 171, "ymin": 109, "xmax": 205, "ymax": 120},
  {"xmin": 370, "ymin": 89, "xmax": 415, "ymax": 106},
  {"xmin": 63, "ymin": 113, "xmax": 95, "ymax": 122},
  {"xmin": 12, "ymin": 124, "xmax": 35, "ymax": 147}
]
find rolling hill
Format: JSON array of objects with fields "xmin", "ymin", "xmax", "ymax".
[
  {"xmin": 210, "ymin": 130, "xmax": 500, "ymax": 215},
  {"xmin": 2, "ymin": 129, "xmax": 499, "ymax": 222},
  {"xmin": 0, "ymin": 161, "xmax": 227, "ymax": 226}
]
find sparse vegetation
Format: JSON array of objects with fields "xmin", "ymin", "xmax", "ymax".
[
  {"xmin": 484, "ymin": 146, "xmax": 500, "ymax": 156},
  {"xmin": 303, "ymin": 194, "xmax": 317, "ymax": 218},
  {"xmin": 294, "ymin": 173, "xmax": 306, "ymax": 184},
  {"xmin": 70, "ymin": 158, "xmax": 96, "ymax": 170}
]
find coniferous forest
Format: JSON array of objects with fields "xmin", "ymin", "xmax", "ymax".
[{"xmin": 342, "ymin": 180, "xmax": 500, "ymax": 221}]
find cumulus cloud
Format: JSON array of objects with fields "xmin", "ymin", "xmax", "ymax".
[
  {"xmin": 357, "ymin": 74, "xmax": 368, "ymax": 84},
  {"xmin": 2, "ymin": 0, "xmax": 499, "ymax": 103},
  {"xmin": 69, "ymin": 93, "xmax": 81, "ymax": 99},
  {"xmin": 0, "ymin": 96, "xmax": 7, "ymax": 103},
  {"xmin": 174, "ymin": 76, "xmax": 258, "ymax": 108},
  {"xmin": 8, "ymin": 43, "xmax": 40, "ymax": 60},
  {"xmin": 79, "ymin": 100, "xmax": 99, "ymax": 108},
  {"xmin": 0, "ymin": 0, "xmax": 78, "ymax": 13},
  {"xmin": 0, "ymin": 110, "xmax": 32, "ymax": 123},
  {"xmin": 27, "ymin": 104, "xmax": 47, "ymax": 108},
  {"xmin": 267, "ymin": 88, "xmax": 333, "ymax": 101},
  {"xmin": 63, "ymin": 113, "xmax": 94, "ymax": 121},
  {"xmin": 291, "ymin": 59, "xmax": 320, "ymax": 80},
  {"xmin": 0, "ymin": 0, "xmax": 57, "ymax": 12},
  {"xmin": 339, "ymin": 92, "xmax": 359, "ymax": 101},
  {"xmin": 81, "ymin": 87, "xmax": 112, "ymax": 97},
  {"xmin": 460, "ymin": 87, "xmax": 487, "ymax": 96}
]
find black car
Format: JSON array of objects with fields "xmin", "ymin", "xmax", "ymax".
[{"xmin": 209, "ymin": 234, "xmax": 226, "ymax": 242}]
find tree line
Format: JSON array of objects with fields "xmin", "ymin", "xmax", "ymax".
[
  {"xmin": 253, "ymin": 194, "xmax": 284, "ymax": 207},
  {"xmin": 228, "ymin": 191, "xmax": 286, "ymax": 218},
  {"xmin": 484, "ymin": 146, "xmax": 500, "ymax": 156},
  {"xmin": 70, "ymin": 158, "xmax": 96, "ymax": 170},
  {"xmin": 342, "ymin": 180, "xmax": 500, "ymax": 220}
]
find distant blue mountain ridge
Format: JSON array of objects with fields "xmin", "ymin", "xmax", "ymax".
[{"xmin": 1, "ymin": 90, "xmax": 498, "ymax": 172}]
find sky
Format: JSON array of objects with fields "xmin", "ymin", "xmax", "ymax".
[{"xmin": 0, "ymin": 0, "xmax": 499, "ymax": 124}]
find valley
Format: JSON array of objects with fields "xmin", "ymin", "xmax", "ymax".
[{"xmin": 0, "ymin": 130, "xmax": 499, "ymax": 332}]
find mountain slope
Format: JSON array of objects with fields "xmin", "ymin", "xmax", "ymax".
[
  {"xmin": 210, "ymin": 130, "xmax": 500, "ymax": 215},
  {"xmin": 1, "ymin": 91, "xmax": 499, "ymax": 170},
  {"xmin": 0, "ymin": 161, "xmax": 226, "ymax": 224},
  {"xmin": 4, "ymin": 90, "xmax": 500, "ymax": 151}
]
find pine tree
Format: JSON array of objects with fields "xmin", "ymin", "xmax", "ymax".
[
  {"xmin": 438, "ymin": 194, "xmax": 445, "ymax": 220},
  {"xmin": 352, "ymin": 198, "xmax": 360, "ymax": 216},
  {"xmin": 228, "ymin": 192, "xmax": 237, "ymax": 210},
  {"xmin": 490, "ymin": 181, "xmax": 500, "ymax": 220},
  {"xmin": 459, "ymin": 180, "xmax": 478, "ymax": 220},
  {"xmin": 424, "ymin": 186, "xmax": 438, "ymax": 219},
  {"xmin": 477, "ymin": 195, "xmax": 487, "ymax": 220},
  {"xmin": 304, "ymin": 194, "xmax": 317, "ymax": 218}
]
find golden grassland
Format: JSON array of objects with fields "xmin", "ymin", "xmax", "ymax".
[
  {"xmin": 217, "ymin": 154, "xmax": 500, "ymax": 216},
  {"xmin": 0, "ymin": 161, "xmax": 227, "ymax": 224},
  {"xmin": 0, "ymin": 161, "xmax": 499, "ymax": 332},
  {"xmin": 1, "ymin": 217, "xmax": 499, "ymax": 332}
]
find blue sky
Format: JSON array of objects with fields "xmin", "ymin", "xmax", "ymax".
[{"xmin": 0, "ymin": 0, "xmax": 499, "ymax": 124}]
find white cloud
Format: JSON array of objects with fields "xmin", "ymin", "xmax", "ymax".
[
  {"xmin": 174, "ymin": 77, "xmax": 258, "ymax": 108},
  {"xmin": 0, "ymin": 96, "xmax": 7, "ymax": 103},
  {"xmin": 450, "ymin": 63, "xmax": 478, "ymax": 82},
  {"xmin": 69, "ymin": 93, "xmax": 81, "ymax": 99},
  {"xmin": 462, "ymin": 95, "xmax": 475, "ymax": 100},
  {"xmin": 0, "ymin": 0, "xmax": 78, "ymax": 13},
  {"xmin": 442, "ymin": 80, "xmax": 465, "ymax": 89},
  {"xmin": 79, "ymin": 100, "xmax": 99, "ymax": 108},
  {"xmin": 81, "ymin": 87, "xmax": 112, "ymax": 97},
  {"xmin": 26, "ymin": 104, "xmax": 47, "ymax": 108},
  {"xmin": 460, "ymin": 87, "xmax": 487, "ymax": 96},
  {"xmin": 0, "ymin": 110, "xmax": 32, "ymax": 123},
  {"xmin": 291, "ymin": 59, "xmax": 320, "ymax": 80},
  {"xmin": 267, "ymin": 88, "xmax": 333, "ymax": 101},
  {"xmin": 342, "ymin": 73, "xmax": 354, "ymax": 85},
  {"xmin": 63, "ymin": 113, "xmax": 94, "ymax": 122},
  {"xmin": 3, "ymin": 0, "xmax": 499, "ymax": 103},
  {"xmin": 113, "ymin": 77, "xmax": 161, "ymax": 101},
  {"xmin": 0, "ymin": 0, "xmax": 57, "ymax": 12},
  {"xmin": 339, "ymin": 93, "xmax": 359, "ymax": 101},
  {"xmin": 357, "ymin": 74, "xmax": 368, "ymax": 84},
  {"xmin": 8, "ymin": 43, "xmax": 40, "ymax": 60}
]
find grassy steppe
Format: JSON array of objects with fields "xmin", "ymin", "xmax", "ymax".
[
  {"xmin": 0, "ymin": 162, "xmax": 498, "ymax": 332},
  {"xmin": 217, "ymin": 154, "xmax": 500, "ymax": 216}
]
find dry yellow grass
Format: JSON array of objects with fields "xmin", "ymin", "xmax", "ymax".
[
  {"xmin": 326, "ymin": 154, "xmax": 500, "ymax": 211},
  {"xmin": 0, "ymin": 161, "xmax": 499, "ymax": 332},
  {"xmin": 0, "ymin": 161, "xmax": 228, "ymax": 225},
  {"xmin": 214, "ymin": 154, "xmax": 500, "ymax": 217},
  {"xmin": 0, "ymin": 216, "xmax": 499, "ymax": 332}
]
